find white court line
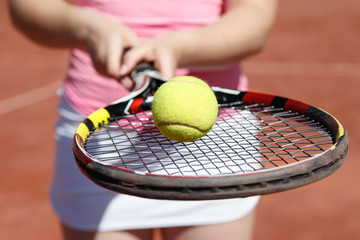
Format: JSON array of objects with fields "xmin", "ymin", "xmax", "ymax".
[
  {"xmin": 243, "ymin": 62, "xmax": 360, "ymax": 77},
  {"xmin": 0, "ymin": 81, "xmax": 61, "ymax": 116}
]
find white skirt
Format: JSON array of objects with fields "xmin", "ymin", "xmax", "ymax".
[{"xmin": 50, "ymin": 92, "xmax": 260, "ymax": 232}]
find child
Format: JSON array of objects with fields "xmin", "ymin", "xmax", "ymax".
[{"xmin": 8, "ymin": 0, "xmax": 278, "ymax": 239}]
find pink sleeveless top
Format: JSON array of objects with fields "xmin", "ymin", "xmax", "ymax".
[{"xmin": 64, "ymin": 0, "xmax": 248, "ymax": 116}]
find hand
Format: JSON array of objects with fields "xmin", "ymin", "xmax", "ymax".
[
  {"xmin": 121, "ymin": 33, "xmax": 182, "ymax": 80},
  {"xmin": 79, "ymin": 10, "xmax": 140, "ymax": 89}
]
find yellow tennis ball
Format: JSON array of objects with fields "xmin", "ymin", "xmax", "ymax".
[{"xmin": 152, "ymin": 76, "xmax": 218, "ymax": 142}]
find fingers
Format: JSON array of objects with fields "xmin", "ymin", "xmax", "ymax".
[
  {"xmin": 85, "ymin": 16, "xmax": 140, "ymax": 83},
  {"xmin": 106, "ymin": 28, "xmax": 139, "ymax": 79},
  {"xmin": 85, "ymin": 13, "xmax": 178, "ymax": 90},
  {"xmin": 117, "ymin": 29, "xmax": 140, "ymax": 75},
  {"xmin": 120, "ymin": 46, "xmax": 153, "ymax": 77},
  {"xmin": 122, "ymin": 44, "xmax": 177, "ymax": 80},
  {"xmin": 118, "ymin": 76, "xmax": 135, "ymax": 90},
  {"xmin": 106, "ymin": 34, "xmax": 123, "ymax": 78},
  {"xmin": 154, "ymin": 47, "xmax": 177, "ymax": 80}
]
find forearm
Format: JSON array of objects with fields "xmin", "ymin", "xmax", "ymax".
[
  {"xmin": 8, "ymin": 0, "xmax": 89, "ymax": 48},
  {"xmin": 175, "ymin": 0, "xmax": 278, "ymax": 69}
]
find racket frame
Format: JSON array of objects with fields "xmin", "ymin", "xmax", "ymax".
[{"xmin": 73, "ymin": 72, "xmax": 348, "ymax": 200}]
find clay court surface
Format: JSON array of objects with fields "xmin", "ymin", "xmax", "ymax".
[{"xmin": 1, "ymin": 0, "xmax": 359, "ymax": 239}]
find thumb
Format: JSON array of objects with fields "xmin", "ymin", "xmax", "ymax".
[
  {"xmin": 120, "ymin": 47, "xmax": 148, "ymax": 77},
  {"xmin": 154, "ymin": 48, "xmax": 177, "ymax": 80}
]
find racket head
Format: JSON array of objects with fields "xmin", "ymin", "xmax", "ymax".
[{"xmin": 73, "ymin": 85, "xmax": 348, "ymax": 200}]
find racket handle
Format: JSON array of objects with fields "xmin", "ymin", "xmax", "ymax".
[
  {"xmin": 122, "ymin": 48, "xmax": 162, "ymax": 90},
  {"xmin": 130, "ymin": 62, "xmax": 162, "ymax": 92},
  {"xmin": 131, "ymin": 61, "xmax": 157, "ymax": 76}
]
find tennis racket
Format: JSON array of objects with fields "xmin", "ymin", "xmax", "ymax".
[{"xmin": 73, "ymin": 62, "xmax": 348, "ymax": 200}]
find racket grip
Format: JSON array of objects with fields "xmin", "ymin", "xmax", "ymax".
[
  {"xmin": 131, "ymin": 62, "xmax": 157, "ymax": 76},
  {"xmin": 122, "ymin": 48, "xmax": 161, "ymax": 90},
  {"xmin": 129, "ymin": 61, "xmax": 161, "ymax": 92}
]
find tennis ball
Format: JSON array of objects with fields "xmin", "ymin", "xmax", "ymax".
[{"xmin": 152, "ymin": 76, "xmax": 218, "ymax": 142}]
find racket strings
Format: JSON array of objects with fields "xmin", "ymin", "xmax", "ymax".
[
  {"xmin": 214, "ymin": 107, "xmax": 264, "ymax": 172},
  {"xmin": 253, "ymin": 107, "xmax": 332, "ymax": 167},
  {"xmin": 84, "ymin": 105, "xmax": 333, "ymax": 176},
  {"xmin": 114, "ymin": 113, "xmax": 179, "ymax": 174},
  {"xmin": 97, "ymin": 113, "xmax": 211, "ymax": 175}
]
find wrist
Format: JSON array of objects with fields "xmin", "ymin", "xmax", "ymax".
[
  {"xmin": 165, "ymin": 30, "xmax": 200, "ymax": 68},
  {"xmin": 66, "ymin": 7, "xmax": 96, "ymax": 49},
  {"xmin": 165, "ymin": 28, "xmax": 224, "ymax": 69}
]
